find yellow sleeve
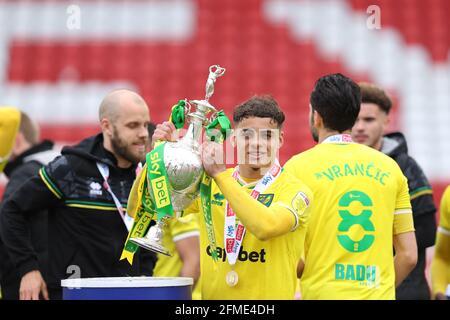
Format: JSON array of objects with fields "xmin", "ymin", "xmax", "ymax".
[
  {"xmin": 0, "ymin": 107, "xmax": 21, "ymax": 172},
  {"xmin": 393, "ymin": 173, "xmax": 414, "ymax": 235},
  {"xmin": 181, "ymin": 197, "xmax": 200, "ymax": 217},
  {"xmin": 283, "ymin": 157, "xmax": 298, "ymax": 177},
  {"xmin": 214, "ymin": 171, "xmax": 312, "ymax": 240},
  {"xmin": 431, "ymin": 186, "xmax": 450, "ymax": 296},
  {"xmin": 271, "ymin": 174, "xmax": 312, "ymax": 231},
  {"xmin": 439, "ymin": 186, "xmax": 450, "ymax": 231},
  {"xmin": 171, "ymin": 215, "xmax": 200, "ymax": 242},
  {"xmin": 393, "ymin": 213, "xmax": 415, "ymax": 235}
]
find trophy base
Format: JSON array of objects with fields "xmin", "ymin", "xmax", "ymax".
[{"xmin": 130, "ymin": 237, "xmax": 172, "ymax": 257}]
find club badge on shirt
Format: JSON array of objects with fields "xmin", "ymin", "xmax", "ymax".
[{"xmin": 292, "ymin": 191, "xmax": 310, "ymax": 215}]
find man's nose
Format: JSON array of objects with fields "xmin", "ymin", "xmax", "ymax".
[
  {"xmin": 353, "ymin": 120, "xmax": 364, "ymax": 131},
  {"xmin": 139, "ymin": 125, "xmax": 149, "ymax": 139},
  {"xmin": 248, "ymin": 135, "xmax": 261, "ymax": 148}
]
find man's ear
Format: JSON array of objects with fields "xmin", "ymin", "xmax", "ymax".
[
  {"xmin": 313, "ymin": 110, "xmax": 323, "ymax": 128},
  {"xmin": 12, "ymin": 132, "xmax": 25, "ymax": 157},
  {"xmin": 384, "ymin": 114, "xmax": 391, "ymax": 132},
  {"xmin": 278, "ymin": 129, "xmax": 284, "ymax": 148},
  {"xmin": 100, "ymin": 118, "xmax": 112, "ymax": 137}
]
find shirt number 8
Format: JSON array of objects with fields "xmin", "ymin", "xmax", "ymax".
[{"xmin": 337, "ymin": 191, "xmax": 375, "ymax": 253}]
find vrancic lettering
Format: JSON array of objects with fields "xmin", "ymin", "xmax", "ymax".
[{"xmin": 315, "ymin": 162, "xmax": 391, "ymax": 186}]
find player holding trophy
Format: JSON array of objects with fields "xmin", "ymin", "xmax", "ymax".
[{"xmin": 122, "ymin": 66, "xmax": 314, "ymax": 299}]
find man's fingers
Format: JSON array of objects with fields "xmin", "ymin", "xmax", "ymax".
[
  {"xmin": 165, "ymin": 121, "xmax": 177, "ymax": 132},
  {"xmin": 201, "ymin": 143, "xmax": 214, "ymax": 165},
  {"xmin": 154, "ymin": 129, "xmax": 171, "ymax": 139},
  {"xmin": 31, "ymin": 288, "xmax": 40, "ymax": 300},
  {"xmin": 160, "ymin": 121, "xmax": 176, "ymax": 134},
  {"xmin": 153, "ymin": 121, "xmax": 178, "ymax": 142},
  {"xmin": 41, "ymin": 281, "xmax": 49, "ymax": 300},
  {"xmin": 203, "ymin": 142, "xmax": 223, "ymax": 164},
  {"xmin": 20, "ymin": 287, "xmax": 34, "ymax": 300},
  {"xmin": 153, "ymin": 129, "xmax": 173, "ymax": 142}
]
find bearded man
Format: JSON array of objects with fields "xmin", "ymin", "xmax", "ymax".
[{"xmin": 0, "ymin": 90, "xmax": 157, "ymax": 300}]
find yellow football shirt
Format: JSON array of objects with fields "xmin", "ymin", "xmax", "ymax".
[
  {"xmin": 153, "ymin": 214, "xmax": 202, "ymax": 299},
  {"xmin": 431, "ymin": 186, "xmax": 450, "ymax": 296},
  {"xmin": 439, "ymin": 187, "xmax": 450, "ymax": 233},
  {"xmin": 182, "ymin": 168, "xmax": 312, "ymax": 300},
  {"xmin": 284, "ymin": 141, "xmax": 414, "ymax": 300}
]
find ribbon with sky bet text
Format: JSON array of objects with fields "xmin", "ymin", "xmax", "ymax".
[
  {"xmin": 199, "ymin": 112, "xmax": 231, "ymax": 262},
  {"xmin": 120, "ymin": 142, "xmax": 174, "ymax": 264},
  {"xmin": 121, "ymin": 101, "xmax": 231, "ymax": 264},
  {"xmin": 171, "ymin": 99, "xmax": 231, "ymax": 262},
  {"xmin": 199, "ymin": 174, "xmax": 218, "ymax": 261},
  {"xmin": 120, "ymin": 163, "xmax": 154, "ymax": 264}
]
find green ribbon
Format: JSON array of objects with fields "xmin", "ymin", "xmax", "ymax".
[
  {"xmin": 201, "ymin": 110, "xmax": 231, "ymax": 262},
  {"xmin": 146, "ymin": 143, "xmax": 175, "ymax": 220},
  {"xmin": 200, "ymin": 173, "xmax": 218, "ymax": 261},
  {"xmin": 206, "ymin": 111, "xmax": 232, "ymax": 142},
  {"xmin": 170, "ymin": 100, "xmax": 186, "ymax": 129},
  {"xmin": 120, "ymin": 167, "xmax": 156, "ymax": 263},
  {"xmin": 122, "ymin": 176, "xmax": 155, "ymax": 255}
]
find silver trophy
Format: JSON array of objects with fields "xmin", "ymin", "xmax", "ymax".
[{"xmin": 130, "ymin": 65, "xmax": 226, "ymax": 256}]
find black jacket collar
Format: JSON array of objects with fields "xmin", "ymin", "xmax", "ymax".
[
  {"xmin": 4, "ymin": 140, "xmax": 54, "ymax": 177},
  {"xmin": 61, "ymin": 133, "xmax": 137, "ymax": 171}
]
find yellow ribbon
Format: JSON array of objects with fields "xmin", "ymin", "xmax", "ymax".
[{"xmin": 120, "ymin": 164, "xmax": 156, "ymax": 264}]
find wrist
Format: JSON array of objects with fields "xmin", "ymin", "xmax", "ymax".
[
  {"xmin": 212, "ymin": 169, "xmax": 230, "ymax": 181},
  {"xmin": 210, "ymin": 167, "xmax": 227, "ymax": 179},
  {"xmin": 17, "ymin": 259, "xmax": 40, "ymax": 279}
]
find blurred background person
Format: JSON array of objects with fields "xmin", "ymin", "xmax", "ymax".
[
  {"xmin": 145, "ymin": 122, "xmax": 201, "ymax": 300},
  {"xmin": 0, "ymin": 90, "xmax": 156, "ymax": 300},
  {"xmin": 352, "ymin": 83, "xmax": 437, "ymax": 300},
  {"xmin": 0, "ymin": 111, "xmax": 59, "ymax": 299},
  {"xmin": 431, "ymin": 185, "xmax": 450, "ymax": 300}
]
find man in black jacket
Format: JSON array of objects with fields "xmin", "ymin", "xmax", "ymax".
[
  {"xmin": 352, "ymin": 83, "xmax": 437, "ymax": 299},
  {"xmin": 0, "ymin": 111, "xmax": 59, "ymax": 299},
  {"xmin": 0, "ymin": 89, "xmax": 157, "ymax": 300}
]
